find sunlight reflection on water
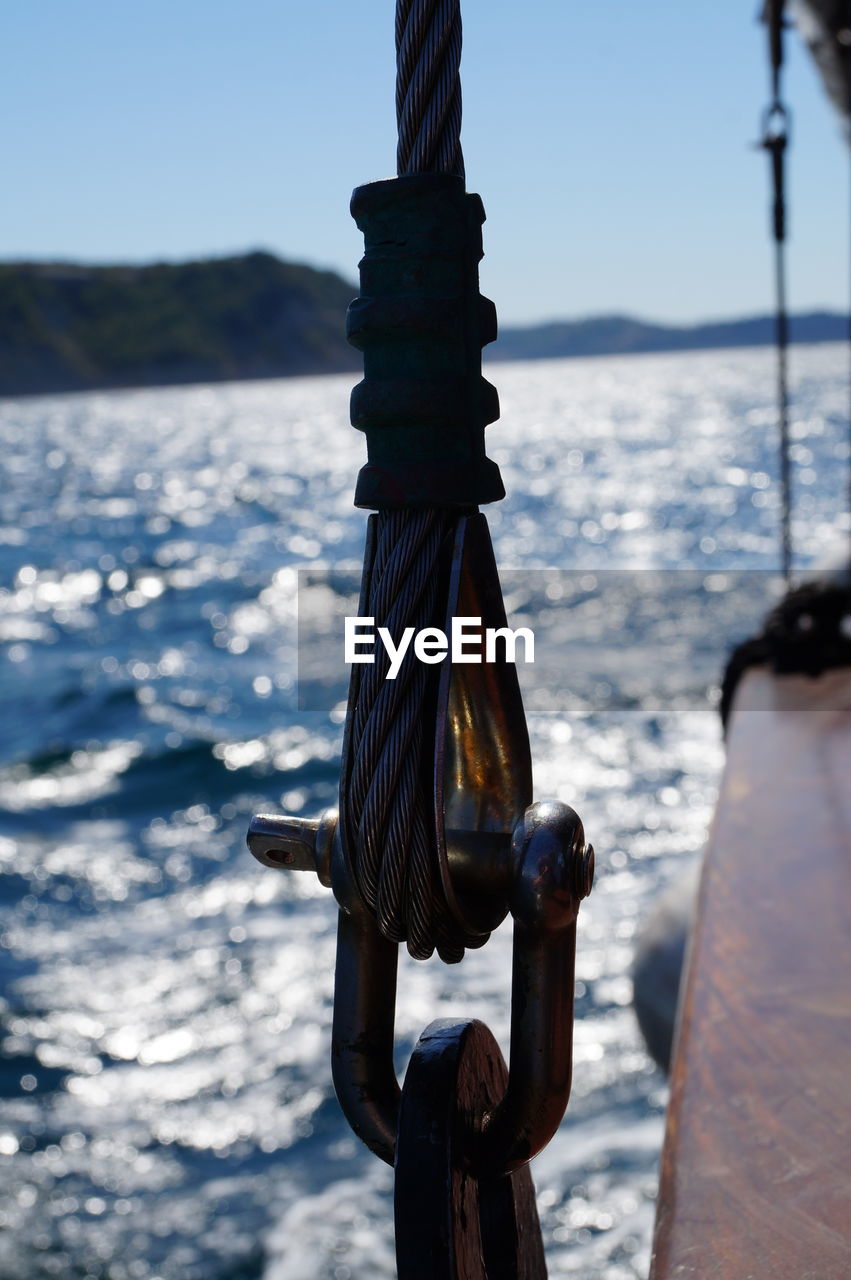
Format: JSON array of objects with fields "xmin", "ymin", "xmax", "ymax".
[{"xmin": 0, "ymin": 344, "xmax": 847, "ymax": 1278}]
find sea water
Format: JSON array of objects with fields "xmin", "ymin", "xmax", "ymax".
[{"xmin": 0, "ymin": 343, "xmax": 847, "ymax": 1279}]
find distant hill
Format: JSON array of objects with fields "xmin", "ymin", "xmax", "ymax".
[
  {"xmin": 0, "ymin": 251, "xmax": 845, "ymax": 396},
  {"xmin": 0, "ymin": 252, "xmax": 360, "ymax": 396},
  {"xmin": 489, "ymin": 311, "xmax": 847, "ymax": 362}
]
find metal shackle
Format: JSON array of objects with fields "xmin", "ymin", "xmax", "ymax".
[{"xmin": 247, "ymin": 799, "xmax": 593, "ymax": 1174}]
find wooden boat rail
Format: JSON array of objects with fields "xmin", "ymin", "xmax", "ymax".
[{"xmin": 650, "ymin": 666, "xmax": 851, "ymax": 1279}]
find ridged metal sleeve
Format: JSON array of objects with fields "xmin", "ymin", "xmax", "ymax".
[{"xmin": 347, "ymin": 172, "xmax": 504, "ymax": 509}]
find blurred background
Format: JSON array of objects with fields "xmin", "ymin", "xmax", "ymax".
[
  {"xmin": 1, "ymin": 3, "xmax": 849, "ymax": 1278},
  {"xmin": 2, "ymin": 0, "xmax": 848, "ymax": 325}
]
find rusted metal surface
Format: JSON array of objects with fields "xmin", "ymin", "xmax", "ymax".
[
  {"xmin": 395, "ymin": 1019, "xmax": 547, "ymax": 1280},
  {"xmin": 651, "ymin": 667, "xmax": 851, "ymax": 1279}
]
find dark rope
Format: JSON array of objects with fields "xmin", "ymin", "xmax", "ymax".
[
  {"xmin": 761, "ymin": 0, "xmax": 793, "ymax": 582},
  {"xmin": 344, "ymin": 0, "xmax": 472, "ymax": 962},
  {"xmin": 720, "ymin": 577, "xmax": 851, "ymax": 731}
]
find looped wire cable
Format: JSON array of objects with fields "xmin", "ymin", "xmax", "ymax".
[
  {"xmin": 347, "ymin": 509, "xmax": 472, "ymax": 963},
  {"xmin": 344, "ymin": 0, "xmax": 476, "ymax": 963}
]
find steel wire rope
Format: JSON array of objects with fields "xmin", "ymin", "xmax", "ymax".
[{"xmin": 343, "ymin": 0, "xmax": 477, "ymax": 962}]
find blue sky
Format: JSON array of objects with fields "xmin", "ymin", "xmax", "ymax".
[{"xmin": 2, "ymin": 1, "xmax": 847, "ymax": 324}]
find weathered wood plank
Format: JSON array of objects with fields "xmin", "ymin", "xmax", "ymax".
[
  {"xmin": 394, "ymin": 1018, "xmax": 547, "ymax": 1280},
  {"xmin": 651, "ymin": 667, "xmax": 851, "ymax": 1280}
]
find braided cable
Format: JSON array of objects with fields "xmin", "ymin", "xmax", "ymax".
[
  {"xmin": 347, "ymin": 510, "xmax": 469, "ymax": 962},
  {"xmin": 396, "ymin": 0, "xmax": 464, "ymax": 178},
  {"xmin": 344, "ymin": 0, "xmax": 472, "ymax": 961}
]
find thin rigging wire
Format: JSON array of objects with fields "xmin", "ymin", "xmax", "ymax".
[
  {"xmin": 846, "ymin": 152, "xmax": 851, "ymax": 563},
  {"xmin": 774, "ymin": 219, "xmax": 792, "ymax": 583},
  {"xmin": 762, "ymin": 0, "xmax": 793, "ymax": 583}
]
